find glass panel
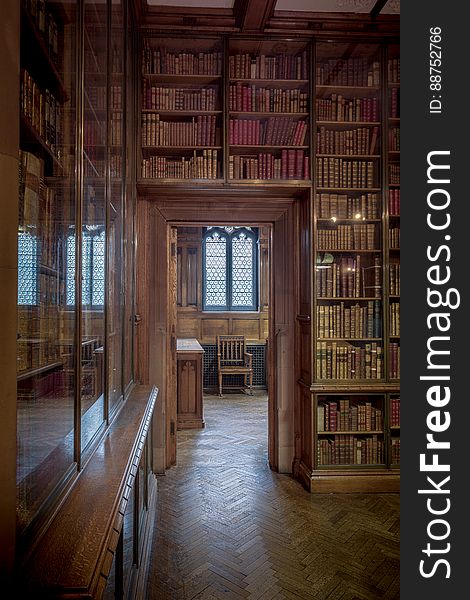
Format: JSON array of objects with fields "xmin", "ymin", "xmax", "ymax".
[
  {"xmin": 315, "ymin": 41, "xmax": 383, "ymax": 382},
  {"xmin": 108, "ymin": 0, "xmax": 125, "ymax": 414},
  {"xmin": 17, "ymin": 0, "xmax": 77, "ymax": 533},
  {"xmin": 123, "ymin": 0, "xmax": 134, "ymax": 391},
  {"xmin": 231, "ymin": 232, "xmax": 254, "ymax": 307},
  {"xmin": 204, "ymin": 231, "xmax": 227, "ymax": 307},
  {"xmin": 82, "ymin": 0, "xmax": 106, "ymax": 450}
]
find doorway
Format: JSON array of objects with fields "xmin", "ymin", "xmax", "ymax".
[{"xmin": 135, "ymin": 190, "xmax": 307, "ymax": 476}]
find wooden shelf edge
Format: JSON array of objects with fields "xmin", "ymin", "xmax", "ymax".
[{"xmin": 297, "ymin": 461, "xmax": 400, "ymax": 493}]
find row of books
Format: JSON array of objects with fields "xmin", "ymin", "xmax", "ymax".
[
  {"xmin": 228, "ymin": 117, "xmax": 308, "ymax": 147},
  {"xmin": 21, "ymin": 69, "xmax": 62, "ymax": 162},
  {"xmin": 141, "ymin": 114, "xmax": 218, "ymax": 147},
  {"xmin": 316, "ymin": 126, "xmax": 379, "ymax": 156},
  {"xmin": 141, "ymin": 150, "xmax": 219, "ymax": 180},
  {"xmin": 22, "ymin": 0, "xmax": 59, "ymax": 67},
  {"xmin": 142, "ymin": 83, "xmax": 218, "ymax": 111},
  {"xmin": 317, "ymin": 398, "xmax": 383, "ymax": 432},
  {"xmin": 86, "ymin": 85, "xmax": 122, "ymax": 111},
  {"xmin": 83, "ymin": 154, "xmax": 122, "ymax": 179},
  {"xmin": 229, "ymin": 83, "xmax": 308, "ymax": 113},
  {"xmin": 388, "ymin": 189, "xmax": 400, "ymax": 216},
  {"xmin": 390, "ymin": 87, "xmax": 399, "ymax": 118},
  {"xmin": 388, "ymin": 58, "xmax": 400, "ymax": 84},
  {"xmin": 84, "ymin": 47, "xmax": 106, "ymax": 75},
  {"xmin": 390, "ymin": 397, "xmax": 400, "ymax": 427},
  {"xmin": 389, "ymin": 342, "xmax": 400, "ymax": 379},
  {"xmin": 316, "ymin": 341, "xmax": 384, "ymax": 380},
  {"xmin": 228, "ymin": 150, "xmax": 309, "ymax": 181},
  {"xmin": 389, "ymin": 263, "xmax": 400, "ymax": 296},
  {"xmin": 316, "ymin": 158, "xmax": 375, "ymax": 189},
  {"xmin": 316, "ymin": 256, "xmax": 381, "ymax": 299},
  {"xmin": 389, "ymin": 127, "xmax": 400, "ymax": 152},
  {"xmin": 317, "ymin": 192, "xmax": 380, "ymax": 220},
  {"xmin": 389, "ymin": 226, "xmax": 400, "ymax": 249},
  {"xmin": 84, "ymin": 121, "xmax": 105, "ymax": 147},
  {"xmin": 316, "ymin": 301, "xmax": 382, "ymax": 339},
  {"xmin": 317, "ymin": 223, "xmax": 377, "ymax": 250},
  {"xmin": 18, "ymin": 301, "xmax": 60, "ymax": 371},
  {"xmin": 142, "ymin": 43, "xmax": 222, "ymax": 76},
  {"xmin": 229, "ymin": 51, "xmax": 308, "ymax": 81},
  {"xmin": 316, "ymin": 59, "xmax": 381, "ymax": 87},
  {"xmin": 316, "ymin": 95, "xmax": 379, "ymax": 123},
  {"xmin": 317, "ymin": 435, "xmax": 384, "ymax": 466},
  {"xmin": 110, "ymin": 113, "xmax": 123, "ymax": 146},
  {"xmin": 389, "ymin": 164, "xmax": 400, "ymax": 185},
  {"xmin": 391, "ymin": 438, "xmax": 400, "ymax": 464},
  {"xmin": 390, "ymin": 302, "xmax": 400, "ymax": 336}
]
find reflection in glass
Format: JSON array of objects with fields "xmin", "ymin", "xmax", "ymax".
[
  {"xmin": 16, "ymin": 0, "xmax": 77, "ymax": 534},
  {"xmin": 81, "ymin": 0, "xmax": 106, "ymax": 450},
  {"xmin": 108, "ymin": 0, "xmax": 124, "ymax": 414}
]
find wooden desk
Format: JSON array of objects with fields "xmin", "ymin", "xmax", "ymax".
[{"xmin": 177, "ymin": 338, "xmax": 205, "ymax": 429}]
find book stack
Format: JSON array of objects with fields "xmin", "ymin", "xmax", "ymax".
[
  {"xmin": 388, "ymin": 58, "xmax": 400, "ymax": 84},
  {"xmin": 142, "ymin": 43, "xmax": 222, "ymax": 75},
  {"xmin": 389, "ymin": 165, "xmax": 400, "ymax": 186},
  {"xmin": 229, "ymin": 150, "xmax": 309, "ymax": 180},
  {"xmin": 229, "ymin": 117, "xmax": 307, "ymax": 146},
  {"xmin": 317, "ymin": 223, "xmax": 377, "ymax": 250},
  {"xmin": 229, "ymin": 83, "xmax": 307, "ymax": 113},
  {"xmin": 316, "ymin": 300, "xmax": 382, "ymax": 339},
  {"xmin": 317, "ymin": 398, "xmax": 383, "ymax": 432},
  {"xmin": 391, "ymin": 438, "xmax": 400, "ymax": 464},
  {"xmin": 389, "ymin": 343, "xmax": 400, "ymax": 379},
  {"xmin": 316, "ymin": 95, "xmax": 379, "ymax": 122},
  {"xmin": 316, "ymin": 157, "xmax": 375, "ymax": 188},
  {"xmin": 316, "ymin": 341, "xmax": 383, "ymax": 380},
  {"xmin": 390, "ymin": 397, "xmax": 400, "ymax": 427},
  {"xmin": 316, "ymin": 126, "xmax": 379, "ymax": 155},
  {"xmin": 20, "ymin": 69, "xmax": 62, "ymax": 162},
  {"xmin": 141, "ymin": 149, "xmax": 219, "ymax": 180},
  {"xmin": 229, "ymin": 51, "xmax": 308, "ymax": 80},
  {"xmin": 389, "ymin": 226, "xmax": 400, "ymax": 249},
  {"xmin": 317, "ymin": 435, "xmax": 384, "ymax": 465},
  {"xmin": 142, "ymin": 82, "xmax": 217, "ymax": 111},
  {"xmin": 389, "ymin": 127, "xmax": 400, "ymax": 151},
  {"xmin": 390, "ymin": 87, "xmax": 399, "ymax": 118},
  {"xmin": 22, "ymin": 0, "xmax": 59, "ymax": 67},
  {"xmin": 141, "ymin": 113, "xmax": 218, "ymax": 147},
  {"xmin": 389, "ymin": 263, "xmax": 400, "ymax": 295},
  {"xmin": 389, "ymin": 302, "xmax": 400, "ymax": 336},
  {"xmin": 317, "ymin": 192, "xmax": 380, "ymax": 219},
  {"xmin": 316, "ymin": 58, "xmax": 380, "ymax": 87}
]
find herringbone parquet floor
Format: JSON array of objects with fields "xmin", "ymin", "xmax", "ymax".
[{"xmin": 146, "ymin": 391, "xmax": 400, "ymax": 600}]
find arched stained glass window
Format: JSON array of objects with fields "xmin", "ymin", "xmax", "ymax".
[{"xmin": 203, "ymin": 227, "xmax": 258, "ymax": 311}]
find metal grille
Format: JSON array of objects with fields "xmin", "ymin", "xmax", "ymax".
[
  {"xmin": 202, "ymin": 343, "xmax": 266, "ymax": 389},
  {"xmin": 231, "ymin": 232, "xmax": 253, "ymax": 307},
  {"xmin": 18, "ymin": 231, "xmax": 38, "ymax": 305}
]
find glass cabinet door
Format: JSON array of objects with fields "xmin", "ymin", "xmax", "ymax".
[
  {"xmin": 81, "ymin": 0, "xmax": 107, "ymax": 450},
  {"xmin": 17, "ymin": 0, "xmax": 77, "ymax": 534},
  {"xmin": 108, "ymin": 0, "xmax": 125, "ymax": 415}
]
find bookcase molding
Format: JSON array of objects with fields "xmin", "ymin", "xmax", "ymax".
[{"xmin": 136, "ymin": 32, "xmax": 400, "ymax": 493}]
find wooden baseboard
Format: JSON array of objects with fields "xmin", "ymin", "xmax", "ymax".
[{"xmin": 298, "ymin": 461, "xmax": 400, "ymax": 493}]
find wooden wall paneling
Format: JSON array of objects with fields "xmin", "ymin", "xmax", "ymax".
[
  {"xmin": 232, "ymin": 318, "xmax": 260, "ymax": 339},
  {"xmin": 201, "ymin": 318, "xmax": 230, "ymax": 341},
  {"xmin": 187, "ymin": 248, "xmax": 198, "ymax": 306},
  {"xmin": 167, "ymin": 226, "xmax": 178, "ymax": 467}
]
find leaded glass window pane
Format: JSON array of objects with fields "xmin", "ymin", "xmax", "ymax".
[
  {"xmin": 66, "ymin": 231, "xmax": 105, "ymax": 307},
  {"xmin": 204, "ymin": 232, "xmax": 227, "ymax": 307},
  {"xmin": 18, "ymin": 231, "xmax": 38, "ymax": 305},
  {"xmin": 231, "ymin": 233, "xmax": 253, "ymax": 307}
]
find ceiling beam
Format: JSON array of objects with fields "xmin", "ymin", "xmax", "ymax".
[
  {"xmin": 235, "ymin": 0, "xmax": 277, "ymax": 32},
  {"xmin": 370, "ymin": 0, "xmax": 389, "ymax": 19}
]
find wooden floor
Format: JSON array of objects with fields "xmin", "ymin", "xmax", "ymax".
[{"xmin": 146, "ymin": 391, "xmax": 400, "ymax": 599}]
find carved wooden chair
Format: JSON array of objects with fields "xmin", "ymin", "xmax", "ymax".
[{"xmin": 216, "ymin": 335, "xmax": 253, "ymax": 397}]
